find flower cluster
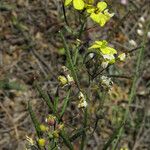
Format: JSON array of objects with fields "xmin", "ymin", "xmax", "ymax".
[
  {"xmin": 89, "ymin": 40, "xmax": 126, "ymax": 68},
  {"xmin": 26, "ymin": 114, "xmax": 64, "ymax": 148},
  {"xmin": 64, "ymin": 0, "xmax": 114, "ymax": 27},
  {"xmin": 86, "ymin": 2, "xmax": 114, "ymax": 27}
]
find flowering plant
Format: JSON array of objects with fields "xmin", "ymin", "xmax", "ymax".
[{"xmin": 27, "ymin": 0, "xmax": 147, "ymax": 149}]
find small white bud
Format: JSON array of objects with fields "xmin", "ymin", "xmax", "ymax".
[
  {"xmin": 129, "ymin": 39, "xmax": 137, "ymax": 47},
  {"xmin": 139, "ymin": 16, "xmax": 145, "ymax": 23},
  {"xmin": 120, "ymin": 0, "xmax": 127, "ymax": 5},
  {"xmin": 137, "ymin": 29, "xmax": 144, "ymax": 36},
  {"xmin": 89, "ymin": 53, "xmax": 94, "ymax": 58},
  {"xmin": 147, "ymin": 31, "xmax": 150, "ymax": 39},
  {"xmin": 138, "ymin": 23, "xmax": 143, "ymax": 28},
  {"xmin": 101, "ymin": 61, "xmax": 108, "ymax": 69}
]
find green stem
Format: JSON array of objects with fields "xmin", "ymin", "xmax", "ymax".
[
  {"xmin": 80, "ymin": 108, "xmax": 88, "ymax": 150},
  {"xmin": 59, "ymin": 31, "xmax": 81, "ymax": 90},
  {"xmin": 112, "ymin": 42, "xmax": 145, "ymax": 149}
]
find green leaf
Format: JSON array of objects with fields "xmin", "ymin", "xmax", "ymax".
[
  {"xmin": 60, "ymin": 89, "xmax": 71, "ymax": 119},
  {"xmin": 60, "ymin": 130, "xmax": 74, "ymax": 150},
  {"xmin": 28, "ymin": 101, "xmax": 41, "ymax": 137},
  {"xmin": 70, "ymin": 128, "xmax": 84, "ymax": 142},
  {"xmin": 34, "ymin": 82, "xmax": 55, "ymax": 113},
  {"xmin": 103, "ymin": 123, "xmax": 124, "ymax": 150},
  {"xmin": 59, "ymin": 31, "xmax": 81, "ymax": 90}
]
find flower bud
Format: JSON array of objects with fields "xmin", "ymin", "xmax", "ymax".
[
  {"xmin": 58, "ymin": 75, "xmax": 68, "ymax": 86},
  {"xmin": 147, "ymin": 31, "xmax": 150, "ymax": 39},
  {"xmin": 53, "ymin": 130, "xmax": 59, "ymax": 138},
  {"xmin": 137, "ymin": 29, "xmax": 144, "ymax": 36},
  {"xmin": 39, "ymin": 124, "xmax": 48, "ymax": 132},
  {"xmin": 38, "ymin": 138, "xmax": 46, "ymax": 147},
  {"xmin": 139, "ymin": 16, "xmax": 145, "ymax": 23},
  {"xmin": 129, "ymin": 39, "xmax": 137, "ymax": 47},
  {"xmin": 45, "ymin": 115, "xmax": 56, "ymax": 126},
  {"xmin": 138, "ymin": 23, "xmax": 143, "ymax": 28}
]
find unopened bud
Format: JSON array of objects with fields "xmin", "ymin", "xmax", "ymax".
[
  {"xmin": 39, "ymin": 124, "xmax": 48, "ymax": 132},
  {"xmin": 137, "ymin": 29, "xmax": 144, "ymax": 36},
  {"xmin": 53, "ymin": 130, "xmax": 59, "ymax": 138},
  {"xmin": 139, "ymin": 16, "xmax": 145, "ymax": 23},
  {"xmin": 147, "ymin": 31, "xmax": 150, "ymax": 39},
  {"xmin": 38, "ymin": 138, "xmax": 46, "ymax": 147},
  {"xmin": 45, "ymin": 115, "xmax": 56, "ymax": 126},
  {"xmin": 129, "ymin": 39, "xmax": 137, "ymax": 47},
  {"xmin": 58, "ymin": 75, "xmax": 67, "ymax": 86}
]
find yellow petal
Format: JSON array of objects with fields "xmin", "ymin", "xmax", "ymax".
[
  {"xmin": 98, "ymin": 40, "xmax": 108, "ymax": 47},
  {"xmin": 87, "ymin": 7, "xmax": 95, "ymax": 13},
  {"xmin": 89, "ymin": 40, "xmax": 107, "ymax": 49},
  {"xmin": 109, "ymin": 58, "xmax": 116, "ymax": 64},
  {"xmin": 73, "ymin": 0, "xmax": 85, "ymax": 10},
  {"xmin": 97, "ymin": 2, "xmax": 107, "ymax": 12},
  {"xmin": 101, "ymin": 47, "xmax": 117, "ymax": 55},
  {"xmin": 88, "ymin": 44, "xmax": 101, "ymax": 49},
  {"xmin": 98, "ymin": 13, "xmax": 108, "ymax": 26},
  {"xmin": 90, "ymin": 12, "xmax": 101, "ymax": 23},
  {"xmin": 64, "ymin": 0, "xmax": 72, "ymax": 6}
]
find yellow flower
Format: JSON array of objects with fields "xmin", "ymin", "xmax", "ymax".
[
  {"xmin": 64, "ymin": 0, "xmax": 85, "ymax": 10},
  {"xmin": 87, "ymin": 2, "xmax": 114, "ymax": 27},
  {"xmin": 89, "ymin": 40, "xmax": 117, "ymax": 64},
  {"xmin": 38, "ymin": 138, "xmax": 46, "ymax": 147}
]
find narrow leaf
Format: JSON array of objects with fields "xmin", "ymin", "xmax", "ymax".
[
  {"xmin": 34, "ymin": 83, "xmax": 55, "ymax": 113},
  {"xmin": 60, "ymin": 130, "xmax": 74, "ymax": 150},
  {"xmin": 28, "ymin": 101, "xmax": 41, "ymax": 137},
  {"xmin": 60, "ymin": 89, "xmax": 71, "ymax": 118}
]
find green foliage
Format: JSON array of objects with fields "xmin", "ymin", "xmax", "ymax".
[{"xmin": 28, "ymin": 101, "xmax": 41, "ymax": 138}]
